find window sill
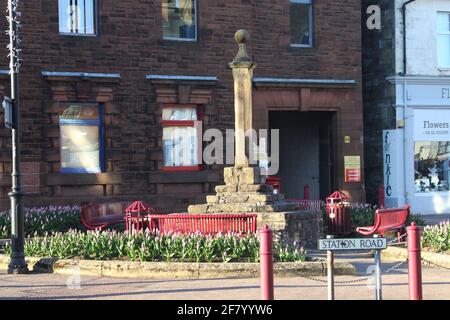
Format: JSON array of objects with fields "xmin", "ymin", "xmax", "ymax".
[
  {"xmin": 162, "ymin": 165, "xmax": 202, "ymax": 172},
  {"xmin": 162, "ymin": 37, "xmax": 197, "ymax": 42},
  {"xmin": 60, "ymin": 168, "xmax": 103, "ymax": 174},
  {"xmin": 60, "ymin": 32, "xmax": 98, "ymax": 38},
  {"xmin": 290, "ymin": 44, "xmax": 313, "ymax": 48}
]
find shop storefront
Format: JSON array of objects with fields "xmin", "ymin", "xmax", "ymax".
[{"xmin": 386, "ymin": 76, "xmax": 450, "ymax": 214}]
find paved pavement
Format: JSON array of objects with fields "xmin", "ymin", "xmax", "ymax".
[{"xmin": 0, "ymin": 253, "xmax": 449, "ymax": 300}]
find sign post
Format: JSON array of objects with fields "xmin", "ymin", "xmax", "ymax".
[
  {"xmin": 319, "ymin": 237, "xmax": 388, "ymax": 300},
  {"xmin": 374, "ymin": 235, "xmax": 382, "ymax": 300},
  {"xmin": 326, "ymin": 235, "xmax": 335, "ymax": 300}
]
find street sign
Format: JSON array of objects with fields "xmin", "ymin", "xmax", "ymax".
[
  {"xmin": 2, "ymin": 97, "xmax": 13, "ymax": 128},
  {"xmin": 318, "ymin": 237, "xmax": 387, "ymax": 251}
]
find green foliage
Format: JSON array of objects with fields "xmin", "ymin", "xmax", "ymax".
[
  {"xmin": 407, "ymin": 214, "xmax": 426, "ymax": 227},
  {"xmin": 422, "ymin": 221, "xmax": 450, "ymax": 252},
  {"xmin": 0, "ymin": 206, "xmax": 83, "ymax": 239},
  {"xmin": 2, "ymin": 230, "xmax": 309, "ymax": 263},
  {"xmin": 350, "ymin": 205, "xmax": 375, "ymax": 229}
]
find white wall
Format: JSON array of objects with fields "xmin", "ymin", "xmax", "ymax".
[{"xmin": 395, "ymin": 0, "xmax": 450, "ymax": 76}]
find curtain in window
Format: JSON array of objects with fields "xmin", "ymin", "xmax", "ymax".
[
  {"xmin": 163, "ymin": 127, "xmax": 198, "ymax": 167},
  {"xmin": 60, "ymin": 125, "xmax": 100, "ymax": 171},
  {"xmin": 60, "ymin": 105, "xmax": 101, "ymax": 173},
  {"xmin": 162, "ymin": 107, "xmax": 197, "ymax": 121}
]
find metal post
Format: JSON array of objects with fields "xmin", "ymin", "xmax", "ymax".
[
  {"xmin": 260, "ymin": 225, "xmax": 274, "ymax": 300},
  {"xmin": 7, "ymin": 0, "xmax": 28, "ymax": 274},
  {"xmin": 374, "ymin": 250, "xmax": 383, "ymax": 300},
  {"xmin": 373, "ymin": 235, "xmax": 382, "ymax": 300},
  {"xmin": 407, "ymin": 222, "xmax": 423, "ymax": 300},
  {"xmin": 327, "ymin": 235, "xmax": 335, "ymax": 300}
]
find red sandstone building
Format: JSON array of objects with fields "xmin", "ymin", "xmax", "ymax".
[{"xmin": 0, "ymin": 0, "xmax": 365, "ymax": 211}]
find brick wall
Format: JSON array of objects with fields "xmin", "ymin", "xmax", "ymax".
[{"xmin": 0, "ymin": 0, "xmax": 364, "ymax": 210}]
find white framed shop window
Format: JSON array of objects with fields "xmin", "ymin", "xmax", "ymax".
[{"xmin": 413, "ymin": 109, "xmax": 450, "ymax": 194}]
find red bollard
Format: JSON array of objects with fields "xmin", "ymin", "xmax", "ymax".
[
  {"xmin": 407, "ymin": 222, "xmax": 423, "ymax": 300},
  {"xmin": 260, "ymin": 225, "xmax": 274, "ymax": 300},
  {"xmin": 304, "ymin": 184, "xmax": 310, "ymax": 200}
]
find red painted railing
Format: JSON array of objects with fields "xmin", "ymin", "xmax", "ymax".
[{"xmin": 126, "ymin": 213, "xmax": 258, "ymax": 235}]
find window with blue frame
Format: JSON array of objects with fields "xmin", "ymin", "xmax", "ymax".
[
  {"xmin": 58, "ymin": 0, "xmax": 97, "ymax": 35},
  {"xmin": 290, "ymin": 0, "xmax": 313, "ymax": 47},
  {"xmin": 162, "ymin": 0, "xmax": 197, "ymax": 41},
  {"xmin": 59, "ymin": 104, "xmax": 104, "ymax": 173}
]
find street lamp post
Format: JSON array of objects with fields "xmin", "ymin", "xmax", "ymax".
[{"xmin": 6, "ymin": 0, "xmax": 28, "ymax": 274}]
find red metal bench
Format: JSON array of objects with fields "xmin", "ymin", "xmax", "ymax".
[
  {"xmin": 80, "ymin": 202, "xmax": 131, "ymax": 231},
  {"xmin": 356, "ymin": 205, "xmax": 411, "ymax": 238},
  {"xmin": 142, "ymin": 214, "xmax": 258, "ymax": 235}
]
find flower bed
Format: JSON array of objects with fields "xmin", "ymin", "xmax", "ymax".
[
  {"xmin": 422, "ymin": 221, "xmax": 450, "ymax": 253},
  {"xmin": 0, "ymin": 206, "xmax": 83, "ymax": 239},
  {"xmin": 2, "ymin": 230, "xmax": 308, "ymax": 263}
]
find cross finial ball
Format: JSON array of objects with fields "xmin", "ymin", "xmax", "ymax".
[{"xmin": 235, "ymin": 29, "xmax": 250, "ymax": 44}]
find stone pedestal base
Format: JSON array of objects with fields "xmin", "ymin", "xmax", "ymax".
[
  {"xmin": 188, "ymin": 166, "xmax": 298, "ymax": 214},
  {"xmin": 257, "ymin": 211, "xmax": 322, "ymax": 249},
  {"xmin": 187, "ymin": 166, "xmax": 323, "ymax": 248}
]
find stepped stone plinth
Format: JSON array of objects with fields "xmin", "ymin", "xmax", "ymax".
[{"xmin": 188, "ymin": 167, "xmax": 298, "ymax": 214}]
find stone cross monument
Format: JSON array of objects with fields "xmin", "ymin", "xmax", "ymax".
[
  {"xmin": 230, "ymin": 29, "xmax": 255, "ymax": 168},
  {"xmin": 188, "ymin": 30, "xmax": 297, "ymax": 215},
  {"xmin": 187, "ymin": 30, "xmax": 322, "ymax": 248}
]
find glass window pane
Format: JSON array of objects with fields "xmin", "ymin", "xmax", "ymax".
[
  {"xmin": 59, "ymin": 0, "xmax": 71, "ymax": 33},
  {"xmin": 162, "ymin": 0, "xmax": 196, "ymax": 40},
  {"xmin": 61, "ymin": 105, "xmax": 99, "ymax": 120},
  {"xmin": 60, "ymin": 125, "xmax": 100, "ymax": 171},
  {"xmin": 437, "ymin": 13, "xmax": 450, "ymax": 33},
  {"xmin": 437, "ymin": 34, "xmax": 450, "ymax": 67},
  {"xmin": 85, "ymin": 0, "xmax": 95, "ymax": 34},
  {"xmin": 414, "ymin": 141, "xmax": 450, "ymax": 192},
  {"xmin": 162, "ymin": 107, "xmax": 197, "ymax": 121},
  {"xmin": 163, "ymin": 126, "xmax": 198, "ymax": 166},
  {"xmin": 58, "ymin": 0, "xmax": 96, "ymax": 35},
  {"xmin": 290, "ymin": 3, "xmax": 311, "ymax": 46}
]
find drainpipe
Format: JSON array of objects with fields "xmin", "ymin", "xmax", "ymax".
[{"xmin": 400, "ymin": 0, "xmax": 416, "ymax": 206}]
